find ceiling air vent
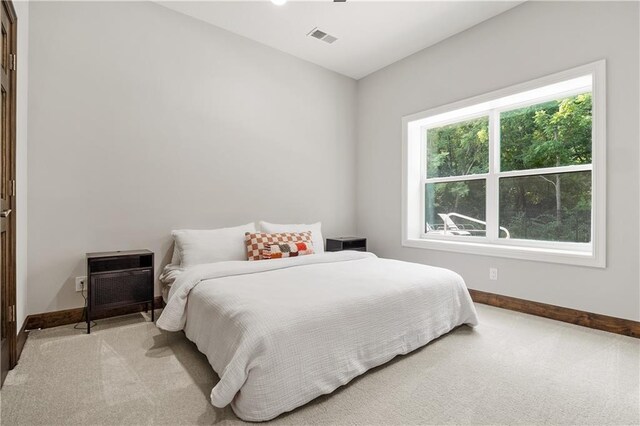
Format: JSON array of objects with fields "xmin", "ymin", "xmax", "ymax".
[{"xmin": 307, "ymin": 27, "xmax": 338, "ymax": 44}]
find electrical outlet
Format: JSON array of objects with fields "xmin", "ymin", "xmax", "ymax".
[
  {"xmin": 75, "ymin": 276, "xmax": 87, "ymax": 292},
  {"xmin": 489, "ymin": 268, "xmax": 498, "ymax": 281}
]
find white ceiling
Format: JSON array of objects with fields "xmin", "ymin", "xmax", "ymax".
[{"xmin": 158, "ymin": 1, "xmax": 524, "ymax": 80}]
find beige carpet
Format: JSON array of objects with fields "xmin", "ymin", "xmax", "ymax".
[{"xmin": 1, "ymin": 304, "xmax": 638, "ymax": 425}]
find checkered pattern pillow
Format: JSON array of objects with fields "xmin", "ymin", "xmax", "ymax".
[
  {"xmin": 263, "ymin": 241, "xmax": 314, "ymax": 260},
  {"xmin": 244, "ymin": 231, "xmax": 312, "ymax": 261}
]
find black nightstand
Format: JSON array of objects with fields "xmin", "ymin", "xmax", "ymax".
[
  {"xmin": 326, "ymin": 237, "xmax": 367, "ymax": 252},
  {"xmin": 86, "ymin": 249, "xmax": 154, "ymax": 334}
]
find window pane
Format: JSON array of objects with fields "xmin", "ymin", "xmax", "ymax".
[
  {"xmin": 425, "ymin": 180, "xmax": 486, "ymax": 237},
  {"xmin": 500, "ymin": 93, "xmax": 592, "ymax": 172},
  {"xmin": 426, "ymin": 116, "xmax": 489, "ymax": 178},
  {"xmin": 499, "ymin": 171, "xmax": 591, "ymax": 242}
]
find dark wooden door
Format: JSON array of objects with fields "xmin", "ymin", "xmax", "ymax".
[{"xmin": 0, "ymin": 0, "xmax": 16, "ymax": 387}]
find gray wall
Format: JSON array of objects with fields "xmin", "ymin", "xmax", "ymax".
[
  {"xmin": 356, "ymin": 1, "xmax": 640, "ymax": 320},
  {"xmin": 27, "ymin": 1, "xmax": 357, "ymax": 314},
  {"xmin": 26, "ymin": 1, "xmax": 640, "ymax": 321}
]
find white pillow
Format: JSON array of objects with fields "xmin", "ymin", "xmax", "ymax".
[
  {"xmin": 172, "ymin": 222, "xmax": 256, "ymax": 267},
  {"xmin": 258, "ymin": 221, "xmax": 324, "ymax": 254}
]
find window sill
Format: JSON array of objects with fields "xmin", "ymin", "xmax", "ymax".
[{"xmin": 402, "ymin": 237, "xmax": 604, "ymax": 268}]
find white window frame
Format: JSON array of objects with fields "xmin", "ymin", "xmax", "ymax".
[{"xmin": 402, "ymin": 61, "xmax": 606, "ymax": 267}]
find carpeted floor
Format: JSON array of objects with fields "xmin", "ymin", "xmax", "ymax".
[{"xmin": 1, "ymin": 304, "xmax": 638, "ymax": 425}]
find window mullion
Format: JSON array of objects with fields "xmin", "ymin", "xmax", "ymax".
[
  {"xmin": 486, "ymin": 109, "xmax": 500, "ymax": 242},
  {"xmin": 424, "ymin": 174, "xmax": 488, "ymax": 184},
  {"xmin": 420, "ymin": 128, "xmax": 427, "ymax": 233}
]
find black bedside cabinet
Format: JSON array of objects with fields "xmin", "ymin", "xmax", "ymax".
[
  {"xmin": 326, "ymin": 237, "xmax": 367, "ymax": 252},
  {"xmin": 86, "ymin": 249, "xmax": 154, "ymax": 334}
]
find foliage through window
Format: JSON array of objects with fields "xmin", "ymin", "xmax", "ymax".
[{"xmin": 423, "ymin": 92, "xmax": 592, "ymax": 243}]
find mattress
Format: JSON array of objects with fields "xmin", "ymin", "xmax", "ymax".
[{"xmin": 157, "ymin": 251, "xmax": 478, "ymax": 421}]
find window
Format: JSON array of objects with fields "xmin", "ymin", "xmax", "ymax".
[{"xmin": 402, "ymin": 61, "xmax": 605, "ymax": 267}]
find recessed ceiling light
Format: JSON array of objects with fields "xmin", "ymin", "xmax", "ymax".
[{"xmin": 271, "ymin": 0, "xmax": 287, "ymax": 6}]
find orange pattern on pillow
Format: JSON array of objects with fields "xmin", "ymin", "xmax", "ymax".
[
  {"xmin": 263, "ymin": 241, "xmax": 314, "ymax": 260},
  {"xmin": 245, "ymin": 231, "xmax": 312, "ymax": 261}
]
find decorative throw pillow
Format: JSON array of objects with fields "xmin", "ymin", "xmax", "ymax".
[
  {"xmin": 245, "ymin": 231, "xmax": 312, "ymax": 261},
  {"xmin": 263, "ymin": 241, "xmax": 314, "ymax": 259},
  {"xmin": 259, "ymin": 221, "xmax": 325, "ymax": 254}
]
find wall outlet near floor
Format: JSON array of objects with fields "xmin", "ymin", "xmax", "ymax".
[
  {"xmin": 489, "ymin": 268, "xmax": 498, "ymax": 281},
  {"xmin": 75, "ymin": 276, "xmax": 87, "ymax": 292}
]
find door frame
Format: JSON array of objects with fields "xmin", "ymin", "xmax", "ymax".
[{"xmin": 0, "ymin": 0, "xmax": 17, "ymax": 387}]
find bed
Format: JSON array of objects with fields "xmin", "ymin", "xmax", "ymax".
[{"xmin": 157, "ymin": 250, "xmax": 478, "ymax": 421}]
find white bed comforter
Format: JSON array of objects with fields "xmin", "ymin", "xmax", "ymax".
[{"xmin": 157, "ymin": 251, "xmax": 478, "ymax": 421}]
